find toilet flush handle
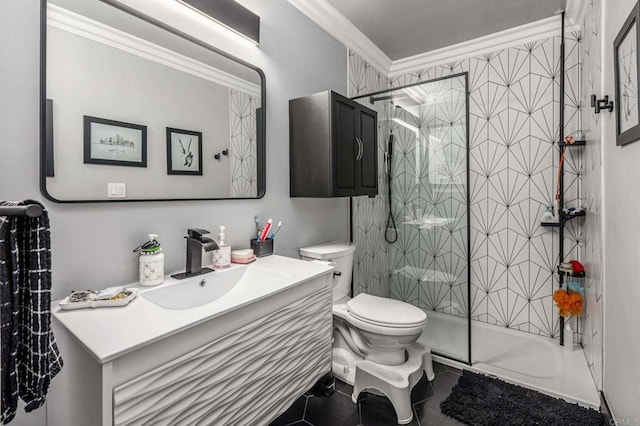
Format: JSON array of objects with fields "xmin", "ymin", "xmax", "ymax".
[{"xmin": 310, "ymin": 259, "xmax": 340, "ymax": 278}]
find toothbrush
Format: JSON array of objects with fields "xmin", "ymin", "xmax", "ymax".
[
  {"xmin": 254, "ymin": 216, "xmax": 261, "ymax": 238},
  {"xmin": 258, "ymin": 219, "xmax": 272, "ymax": 242},
  {"xmin": 269, "ymin": 221, "xmax": 283, "ymax": 240}
]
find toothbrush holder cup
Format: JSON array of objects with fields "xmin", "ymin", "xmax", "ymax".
[{"xmin": 251, "ymin": 238, "xmax": 273, "ymax": 257}]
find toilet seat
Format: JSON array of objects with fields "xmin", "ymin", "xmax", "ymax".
[
  {"xmin": 347, "ymin": 293, "xmax": 426, "ymax": 328},
  {"xmin": 333, "ymin": 302, "xmax": 425, "ymax": 337}
]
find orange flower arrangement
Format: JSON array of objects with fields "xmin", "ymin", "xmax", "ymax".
[{"xmin": 553, "ymin": 289, "xmax": 583, "ymax": 317}]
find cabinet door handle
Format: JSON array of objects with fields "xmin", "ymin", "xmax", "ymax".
[{"xmin": 356, "ymin": 138, "xmax": 363, "ymax": 160}]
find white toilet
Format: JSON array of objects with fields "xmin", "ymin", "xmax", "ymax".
[{"xmin": 300, "ymin": 241, "xmax": 435, "ymax": 425}]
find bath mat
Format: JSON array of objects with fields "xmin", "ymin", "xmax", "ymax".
[{"xmin": 440, "ymin": 370, "xmax": 604, "ymax": 426}]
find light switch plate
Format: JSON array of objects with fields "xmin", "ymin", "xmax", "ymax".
[{"xmin": 108, "ymin": 183, "xmax": 126, "ymax": 198}]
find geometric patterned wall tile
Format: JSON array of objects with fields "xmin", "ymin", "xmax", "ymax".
[
  {"xmin": 349, "ymin": 52, "xmax": 391, "ymax": 298},
  {"xmin": 529, "ymin": 289, "xmax": 557, "ymax": 337},
  {"xmin": 349, "ymin": 51, "xmax": 388, "ymax": 97},
  {"xmin": 229, "ymin": 89, "xmax": 259, "ymax": 198},
  {"xmin": 349, "ymin": 24, "xmax": 585, "ymax": 341}
]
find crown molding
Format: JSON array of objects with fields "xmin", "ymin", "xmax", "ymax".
[
  {"xmin": 288, "ymin": 1, "xmax": 582, "ymax": 79},
  {"xmin": 47, "ymin": 4, "xmax": 261, "ymax": 97},
  {"xmin": 388, "ymin": 16, "xmax": 580, "ymax": 77},
  {"xmin": 287, "ymin": 0, "xmax": 392, "ymax": 74}
]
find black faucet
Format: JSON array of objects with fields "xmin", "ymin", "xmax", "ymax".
[{"xmin": 171, "ymin": 228, "xmax": 219, "ymax": 280}]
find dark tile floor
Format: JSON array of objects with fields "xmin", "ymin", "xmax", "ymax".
[{"xmin": 269, "ymin": 362, "xmax": 464, "ymax": 426}]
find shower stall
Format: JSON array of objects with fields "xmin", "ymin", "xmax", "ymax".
[
  {"xmin": 350, "ymin": 71, "xmax": 600, "ymax": 408},
  {"xmin": 352, "ymin": 73, "xmax": 470, "ymax": 364}
]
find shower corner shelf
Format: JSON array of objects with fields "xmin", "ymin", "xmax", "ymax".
[
  {"xmin": 562, "ymin": 210, "xmax": 587, "ymax": 221},
  {"xmin": 540, "ymin": 221, "xmax": 560, "ymax": 228},
  {"xmin": 558, "ymin": 268, "xmax": 586, "ymax": 278},
  {"xmin": 559, "ymin": 139, "xmax": 586, "ymax": 148},
  {"xmin": 540, "ymin": 210, "xmax": 587, "ymax": 228},
  {"xmin": 555, "ymin": 13, "xmax": 586, "ymax": 347}
]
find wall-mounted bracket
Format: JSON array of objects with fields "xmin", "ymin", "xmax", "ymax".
[{"xmin": 591, "ymin": 94, "xmax": 614, "ymax": 114}]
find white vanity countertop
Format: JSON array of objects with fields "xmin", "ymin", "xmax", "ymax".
[{"xmin": 52, "ymin": 255, "xmax": 333, "ymax": 364}]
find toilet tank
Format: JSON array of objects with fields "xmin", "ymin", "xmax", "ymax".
[{"xmin": 299, "ymin": 241, "xmax": 355, "ymax": 303}]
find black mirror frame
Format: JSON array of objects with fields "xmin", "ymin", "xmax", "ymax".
[{"xmin": 39, "ymin": 0, "xmax": 266, "ymax": 203}]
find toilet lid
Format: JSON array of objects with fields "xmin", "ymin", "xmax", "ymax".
[
  {"xmin": 347, "ymin": 293, "xmax": 426, "ymax": 327},
  {"xmin": 300, "ymin": 241, "xmax": 355, "ymax": 260}
]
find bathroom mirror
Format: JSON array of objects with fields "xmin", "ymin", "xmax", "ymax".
[{"xmin": 40, "ymin": 0, "xmax": 265, "ymax": 202}]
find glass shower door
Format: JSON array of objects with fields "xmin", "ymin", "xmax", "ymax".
[{"xmin": 358, "ymin": 74, "xmax": 470, "ymax": 363}]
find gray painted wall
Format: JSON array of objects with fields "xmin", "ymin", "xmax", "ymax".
[
  {"xmin": 602, "ymin": 0, "xmax": 640, "ymax": 420},
  {"xmin": 0, "ymin": 0, "xmax": 348, "ymax": 423}
]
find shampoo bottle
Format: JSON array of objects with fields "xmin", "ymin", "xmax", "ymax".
[
  {"xmin": 541, "ymin": 205, "xmax": 555, "ymax": 223},
  {"xmin": 213, "ymin": 226, "xmax": 231, "ymax": 269},
  {"xmin": 563, "ymin": 321, "xmax": 576, "ymax": 351},
  {"xmin": 134, "ymin": 234, "xmax": 164, "ymax": 286}
]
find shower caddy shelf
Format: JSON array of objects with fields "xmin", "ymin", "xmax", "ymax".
[
  {"xmin": 558, "ymin": 268, "xmax": 586, "ymax": 278},
  {"xmin": 558, "ymin": 139, "xmax": 586, "ymax": 148},
  {"xmin": 548, "ymin": 12, "xmax": 587, "ymax": 347},
  {"xmin": 540, "ymin": 209, "xmax": 587, "ymax": 228}
]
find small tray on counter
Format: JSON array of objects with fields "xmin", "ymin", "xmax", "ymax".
[
  {"xmin": 59, "ymin": 288, "xmax": 139, "ymax": 311},
  {"xmin": 232, "ymin": 255, "xmax": 257, "ymax": 264}
]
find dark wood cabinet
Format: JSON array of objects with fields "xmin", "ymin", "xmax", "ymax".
[{"xmin": 289, "ymin": 91, "xmax": 378, "ymax": 197}]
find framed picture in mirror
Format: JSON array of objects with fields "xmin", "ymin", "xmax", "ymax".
[
  {"xmin": 166, "ymin": 127, "xmax": 203, "ymax": 175},
  {"xmin": 83, "ymin": 116, "xmax": 147, "ymax": 167}
]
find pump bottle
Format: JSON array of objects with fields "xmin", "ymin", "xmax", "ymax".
[
  {"xmin": 213, "ymin": 226, "xmax": 231, "ymax": 268},
  {"xmin": 134, "ymin": 234, "xmax": 164, "ymax": 286}
]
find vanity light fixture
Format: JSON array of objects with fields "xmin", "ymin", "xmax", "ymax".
[{"xmin": 175, "ymin": 0, "xmax": 260, "ymax": 45}]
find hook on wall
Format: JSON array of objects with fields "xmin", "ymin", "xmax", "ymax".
[
  {"xmin": 214, "ymin": 153, "xmax": 221, "ymax": 160},
  {"xmin": 222, "ymin": 149, "xmax": 229, "ymax": 156},
  {"xmin": 591, "ymin": 94, "xmax": 614, "ymax": 114}
]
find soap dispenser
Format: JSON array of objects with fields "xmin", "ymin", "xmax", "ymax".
[
  {"xmin": 213, "ymin": 226, "xmax": 231, "ymax": 269},
  {"xmin": 133, "ymin": 234, "xmax": 165, "ymax": 286}
]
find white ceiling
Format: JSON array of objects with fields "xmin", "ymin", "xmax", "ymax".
[{"xmin": 325, "ymin": 0, "xmax": 565, "ymax": 60}]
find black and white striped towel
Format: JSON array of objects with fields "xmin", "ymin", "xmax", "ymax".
[{"xmin": 0, "ymin": 200, "xmax": 63, "ymax": 424}]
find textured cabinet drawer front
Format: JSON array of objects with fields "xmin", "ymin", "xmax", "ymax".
[{"xmin": 113, "ymin": 286, "xmax": 332, "ymax": 426}]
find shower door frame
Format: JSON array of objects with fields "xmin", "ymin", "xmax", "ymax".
[{"xmin": 350, "ymin": 72, "xmax": 472, "ymax": 366}]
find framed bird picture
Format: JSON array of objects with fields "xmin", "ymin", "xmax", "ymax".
[{"xmin": 166, "ymin": 127, "xmax": 203, "ymax": 175}]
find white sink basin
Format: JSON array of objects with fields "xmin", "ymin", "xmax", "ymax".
[
  {"xmin": 143, "ymin": 266, "xmax": 246, "ymax": 310},
  {"xmin": 142, "ymin": 265, "xmax": 290, "ymax": 310}
]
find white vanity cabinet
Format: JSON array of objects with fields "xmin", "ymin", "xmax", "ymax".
[{"xmin": 48, "ymin": 256, "xmax": 334, "ymax": 426}]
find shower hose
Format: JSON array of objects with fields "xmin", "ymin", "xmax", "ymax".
[{"xmin": 385, "ymin": 134, "xmax": 398, "ymax": 244}]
